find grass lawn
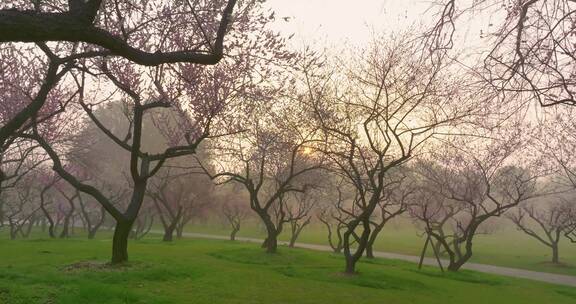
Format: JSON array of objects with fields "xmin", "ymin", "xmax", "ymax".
[
  {"xmin": 1, "ymin": 235, "xmax": 576, "ymax": 304},
  {"xmin": 184, "ymin": 217, "xmax": 576, "ymax": 276}
]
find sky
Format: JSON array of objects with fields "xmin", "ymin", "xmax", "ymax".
[
  {"xmin": 264, "ymin": 0, "xmax": 496, "ymax": 54},
  {"xmin": 265, "ymin": 0, "xmax": 430, "ymax": 44}
]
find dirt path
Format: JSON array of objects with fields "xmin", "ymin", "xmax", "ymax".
[{"xmin": 159, "ymin": 231, "xmax": 576, "ymax": 287}]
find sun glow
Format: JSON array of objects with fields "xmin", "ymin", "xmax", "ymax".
[{"xmin": 301, "ymin": 146, "xmax": 313, "ymax": 155}]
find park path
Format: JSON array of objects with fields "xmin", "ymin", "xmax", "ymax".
[{"xmin": 156, "ymin": 230, "xmax": 576, "ymax": 287}]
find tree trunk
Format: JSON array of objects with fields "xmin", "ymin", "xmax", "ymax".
[
  {"xmin": 163, "ymin": 225, "xmax": 176, "ymax": 242},
  {"xmin": 22, "ymin": 217, "xmax": 35, "ymax": 238},
  {"xmin": 447, "ymin": 261, "xmax": 463, "ymax": 271},
  {"xmin": 176, "ymin": 224, "xmax": 184, "ymax": 239},
  {"xmin": 41, "ymin": 205, "xmax": 56, "ymax": 238},
  {"xmin": 334, "ymin": 246, "xmax": 342, "ymax": 254},
  {"xmin": 446, "ymin": 250, "xmax": 472, "ymax": 271},
  {"xmin": 88, "ymin": 229, "xmax": 97, "ymax": 239},
  {"xmin": 59, "ymin": 219, "xmax": 70, "ymax": 238},
  {"xmin": 111, "ymin": 220, "xmax": 133, "ymax": 265},
  {"xmin": 9, "ymin": 222, "xmax": 18, "ymax": 240},
  {"xmin": 260, "ymin": 226, "xmax": 279, "ymax": 253},
  {"xmin": 551, "ymin": 243, "xmax": 559, "ymax": 264},
  {"xmin": 265, "ymin": 234, "xmax": 277, "ymax": 253},
  {"xmin": 230, "ymin": 227, "xmax": 239, "ymax": 241},
  {"xmin": 344, "ymin": 255, "xmax": 357, "ymax": 275},
  {"xmin": 365, "ymin": 224, "xmax": 383, "ymax": 259},
  {"xmin": 288, "ymin": 219, "xmax": 309, "ymax": 248},
  {"xmin": 256, "ymin": 211, "xmax": 279, "ymax": 254},
  {"xmin": 342, "ymin": 217, "xmax": 371, "ymax": 275},
  {"xmin": 365, "ymin": 243, "xmax": 374, "ymax": 258},
  {"xmin": 87, "ymin": 208, "xmax": 106, "ymax": 239},
  {"xmin": 288, "ymin": 234, "xmax": 297, "ymax": 248},
  {"xmin": 70, "ymin": 216, "xmax": 76, "ymax": 235}
]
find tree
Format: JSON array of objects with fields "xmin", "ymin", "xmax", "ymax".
[
  {"xmin": 3, "ymin": 176, "xmax": 41, "ymax": 239},
  {"xmin": 147, "ymin": 167, "xmax": 212, "ymax": 242},
  {"xmin": 286, "ymin": 191, "xmax": 316, "ymax": 248},
  {"xmin": 20, "ymin": 1, "xmax": 287, "ymax": 263},
  {"xmin": 532, "ymin": 109, "xmax": 576, "ymax": 244},
  {"xmin": 204, "ymin": 116, "xmax": 324, "ymax": 253},
  {"xmin": 36, "ymin": 169, "xmax": 61, "ymax": 238},
  {"xmin": 316, "ymin": 181, "xmax": 354, "ymax": 254},
  {"xmin": 78, "ymin": 183, "xmax": 124, "ymax": 239},
  {"xmin": 130, "ymin": 201, "xmax": 155, "ymax": 240},
  {"xmin": 220, "ymin": 195, "xmax": 250, "ymax": 241},
  {"xmin": 0, "ymin": 44, "xmax": 76, "ymax": 201},
  {"xmin": 508, "ymin": 200, "xmax": 575, "ymax": 264},
  {"xmin": 0, "ymin": 0, "xmax": 240, "ymax": 66},
  {"xmin": 431, "ymin": 0, "xmax": 576, "ymax": 108},
  {"xmin": 25, "ymin": 64, "xmax": 216, "ymax": 263},
  {"xmin": 304, "ymin": 32, "xmax": 474, "ymax": 274},
  {"xmin": 54, "ymin": 186, "xmax": 78, "ymax": 238},
  {"xmin": 365, "ymin": 168, "xmax": 415, "ymax": 258},
  {"xmin": 565, "ymin": 210, "xmax": 576, "ymax": 243},
  {"xmin": 412, "ymin": 132, "xmax": 547, "ymax": 271}
]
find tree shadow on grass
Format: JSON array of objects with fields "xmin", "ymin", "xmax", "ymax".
[
  {"xmin": 276, "ymin": 265, "xmax": 429, "ymax": 291},
  {"xmin": 408, "ymin": 269, "xmax": 507, "ymax": 286},
  {"xmin": 556, "ymin": 288, "xmax": 576, "ymax": 300},
  {"xmin": 209, "ymin": 247, "xmax": 430, "ymax": 292}
]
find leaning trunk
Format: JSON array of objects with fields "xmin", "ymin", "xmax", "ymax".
[
  {"xmin": 288, "ymin": 234, "xmax": 298, "ymax": 248},
  {"xmin": 365, "ymin": 244, "xmax": 374, "ymax": 258},
  {"xmin": 365, "ymin": 225, "xmax": 384, "ymax": 258},
  {"xmin": 41, "ymin": 205, "xmax": 56, "ymax": 238},
  {"xmin": 230, "ymin": 226, "xmax": 239, "ymax": 241},
  {"xmin": 447, "ymin": 243, "xmax": 473, "ymax": 271},
  {"xmin": 256, "ymin": 211, "xmax": 279, "ymax": 254},
  {"xmin": 342, "ymin": 219, "xmax": 370, "ymax": 274}
]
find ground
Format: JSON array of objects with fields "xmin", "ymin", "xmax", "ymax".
[
  {"xmin": 187, "ymin": 217, "xmax": 576, "ymax": 276},
  {"xmin": 1, "ymin": 235, "xmax": 575, "ymax": 304}
]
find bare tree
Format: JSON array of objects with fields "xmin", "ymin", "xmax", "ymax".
[
  {"xmin": 130, "ymin": 202, "xmax": 155, "ymax": 240},
  {"xmin": 430, "ymin": 0, "xmax": 576, "ymax": 108},
  {"xmin": 365, "ymin": 169, "xmax": 415, "ymax": 258},
  {"xmin": 286, "ymin": 191, "xmax": 317, "ymax": 248},
  {"xmin": 221, "ymin": 197, "xmax": 249, "ymax": 241},
  {"xmin": 78, "ymin": 184, "xmax": 125, "ymax": 239},
  {"xmin": 508, "ymin": 200, "xmax": 575, "ymax": 264},
  {"xmin": 205, "ymin": 130, "xmax": 323, "ymax": 253},
  {"xmin": 4, "ymin": 179, "xmax": 40, "ymax": 239},
  {"xmin": 303, "ymin": 32, "xmax": 474, "ymax": 274},
  {"xmin": 147, "ymin": 167, "xmax": 210, "ymax": 242},
  {"xmin": 55, "ymin": 186, "xmax": 78, "ymax": 238},
  {"xmin": 203, "ymin": 90, "xmax": 325, "ymax": 254},
  {"xmin": 412, "ymin": 134, "xmax": 548, "ymax": 271},
  {"xmin": 316, "ymin": 182, "xmax": 354, "ymax": 254}
]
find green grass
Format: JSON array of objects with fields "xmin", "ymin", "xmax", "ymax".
[
  {"xmin": 1, "ymin": 235, "xmax": 575, "ymax": 303},
  {"xmin": 185, "ymin": 217, "xmax": 576, "ymax": 276}
]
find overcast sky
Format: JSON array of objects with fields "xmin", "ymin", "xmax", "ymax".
[
  {"xmin": 264, "ymin": 0, "xmax": 495, "ymax": 54},
  {"xmin": 266, "ymin": 0, "xmax": 428, "ymax": 44}
]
